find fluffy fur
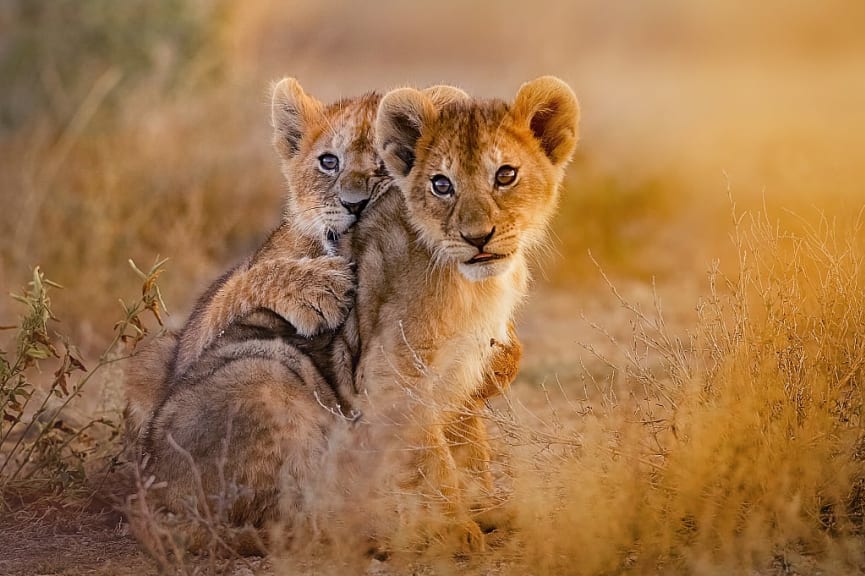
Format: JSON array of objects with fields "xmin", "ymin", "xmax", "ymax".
[
  {"xmin": 124, "ymin": 80, "xmax": 389, "ymax": 549},
  {"xmin": 125, "ymin": 79, "xmax": 388, "ymax": 441},
  {"xmin": 171, "ymin": 78, "xmax": 390, "ymax": 379},
  {"xmin": 342, "ymin": 75, "xmax": 579, "ymax": 551},
  {"xmin": 123, "ymin": 80, "xmax": 527, "ymax": 552}
]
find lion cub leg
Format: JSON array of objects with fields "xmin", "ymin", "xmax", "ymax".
[
  {"xmin": 175, "ymin": 255, "xmax": 354, "ymax": 375},
  {"xmin": 412, "ymin": 424, "xmax": 487, "ymax": 553},
  {"xmin": 445, "ymin": 411, "xmax": 494, "ymax": 497},
  {"xmin": 235, "ymin": 255, "xmax": 355, "ymax": 337},
  {"xmin": 447, "ymin": 325, "xmax": 523, "ymax": 531}
]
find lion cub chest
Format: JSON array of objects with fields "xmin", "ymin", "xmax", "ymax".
[{"xmin": 354, "ymin": 262, "xmax": 518, "ymax": 409}]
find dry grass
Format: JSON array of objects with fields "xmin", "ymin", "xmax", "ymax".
[
  {"xmin": 118, "ymin": 207, "xmax": 864, "ymax": 575},
  {"xmin": 484, "ymin": 207, "xmax": 865, "ymax": 575},
  {"xmin": 125, "ymin": 448, "xmax": 266, "ymax": 575}
]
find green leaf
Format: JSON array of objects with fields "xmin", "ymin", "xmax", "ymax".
[{"xmin": 25, "ymin": 347, "xmax": 49, "ymax": 360}]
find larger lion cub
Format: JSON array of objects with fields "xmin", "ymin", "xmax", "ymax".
[{"xmin": 346, "ymin": 76, "xmax": 579, "ymax": 551}]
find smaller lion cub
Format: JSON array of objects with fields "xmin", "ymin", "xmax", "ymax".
[
  {"xmin": 169, "ymin": 78, "xmax": 390, "ymax": 381},
  {"xmin": 125, "ymin": 79, "xmax": 389, "ymax": 441}
]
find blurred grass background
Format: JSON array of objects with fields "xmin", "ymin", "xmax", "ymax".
[{"xmin": 1, "ymin": 0, "xmax": 864, "ymax": 352}]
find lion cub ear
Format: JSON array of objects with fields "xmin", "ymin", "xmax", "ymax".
[
  {"xmin": 511, "ymin": 76, "xmax": 580, "ymax": 168},
  {"xmin": 376, "ymin": 86, "xmax": 467, "ymax": 178},
  {"xmin": 421, "ymin": 85, "xmax": 469, "ymax": 108},
  {"xmin": 373, "ymin": 88, "xmax": 435, "ymax": 178},
  {"xmin": 271, "ymin": 77, "xmax": 324, "ymax": 159}
]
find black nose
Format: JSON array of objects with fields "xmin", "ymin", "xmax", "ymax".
[
  {"xmin": 461, "ymin": 227, "xmax": 495, "ymax": 249},
  {"xmin": 341, "ymin": 199, "xmax": 369, "ymax": 216}
]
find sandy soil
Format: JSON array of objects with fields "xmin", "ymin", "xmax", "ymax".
[{"xmin": 0, "ymin": 490, "xmax": 154, "ymax": 576}]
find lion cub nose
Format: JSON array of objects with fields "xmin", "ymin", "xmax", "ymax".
[
  {"xmin": 461, "ymin": 227, "xmax": 496, "ymax": 249},
  {"xmin": 341, "ymin": 198, "xmax": 369, "ymax": 216}
]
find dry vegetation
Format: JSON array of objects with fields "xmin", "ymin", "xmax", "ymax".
[
  {"xmin": 496, "ymin": 209, "xmax": 865, "ymax": 574},
  {"xmin": 2, "ymin": 0, "xmax": 865, "ymax": 574}
]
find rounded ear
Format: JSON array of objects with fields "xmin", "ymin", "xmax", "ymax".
[
  {"xmin": 511, "ymin": 76, "xmax": 580, "ymax": 168},
  {"xmin": 421, "ymin": 84, "xmax": 469, "ymax": 109},
  {"xmin": 375, "ymin": 88, "xmax": 437, "ymax": 178},
  {"xmin": 271, "ymin": 77, "xmax": 324, "ymax": 159}
]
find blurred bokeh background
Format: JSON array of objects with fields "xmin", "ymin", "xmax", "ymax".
[{"xmin": 1, "ymin": 0, "xmax": 864, "ymax": 358}]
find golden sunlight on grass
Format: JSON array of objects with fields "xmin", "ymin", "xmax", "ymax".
[{"xmin": 501, "ymin": 210, "xmax": 865, "ymax": 574}]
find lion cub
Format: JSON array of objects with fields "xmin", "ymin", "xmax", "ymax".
[
  {"xmin": 344, "ymin": 76, "xmax": 579, "ymax": 552},
  {"xmin": 125, "ymin": 78, "xmax": 388, "ymax": 442},
  {"xmin": 123, "ymin": 80, "xmax": 522, "ymax": 552},
  {"xmin": 170, "ymin": 78, "xmax": 390, "ymax": 380},
  {"xmin": 124, "ymin": 80, "xmax": 393, "ymax": 550}
]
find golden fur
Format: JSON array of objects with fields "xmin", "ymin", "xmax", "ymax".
[
  {"xmin": 124, "ymin": 80, "xmax": 391, "ymax": 552},
  {"xmin": 171, "ymin": 78, "xmax": 390, "ymax": 379},
  {"xmin": 123, "ymin": 80, "xmax": 528, "ymax": 553},
  {"xmin": 339, "ymin": 76, "xmax": 579, "ymax": 551},
  {"xmin": 125, "ymin": 79, "xmax": 388, "ymax": 442}
]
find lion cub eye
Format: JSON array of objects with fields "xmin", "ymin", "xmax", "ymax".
[
  {"xmin": 495, "ymin": 165, "xmax": 518, "ymax": 187},
  {"xmin": 430, "ymin": 174, "xmax": 454, "ymax": 198},
  {"xmin": 318, "ymin": 153, "xmax": 340, "ymax": 172}
]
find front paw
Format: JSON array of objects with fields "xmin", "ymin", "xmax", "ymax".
[
  {"xmin": 274, "ymin": 256, "xmax": 355, "ymax": 336},
  {"xmin": 473, "ymin": 496, "xmax": 515, "ymax": 534},
  {"xmin": 452, "ymin": 519, "xmax": 486, "ymax": 553},
  {"xmin": 478, "ymin": 333, "xmax": 523, "ymax": 399}
]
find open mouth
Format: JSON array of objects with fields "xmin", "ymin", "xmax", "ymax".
[{"xmin": 465, "ymin": 252, "xmax": 506, "ymax": 265}]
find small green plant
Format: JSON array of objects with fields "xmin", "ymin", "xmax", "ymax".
[{"xmin": 0, "ymin": 258, "xmax": 168, "ymax": 503}]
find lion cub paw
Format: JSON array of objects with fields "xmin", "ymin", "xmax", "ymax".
[
  {"xmin": 476, "ymin": 332, "xmax": 523, "ymax": 400},
  {"xmin": 452, "ymin": 519, "xmax": 486, "ymax": 554},
  {"xmin": 272, "ymin": 256, "xmax": 356, "ymax": 336}
]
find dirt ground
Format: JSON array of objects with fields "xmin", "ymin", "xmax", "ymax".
[{"xmin": 0, "ymin": 489, "xmax": 154, "ymax": 576}]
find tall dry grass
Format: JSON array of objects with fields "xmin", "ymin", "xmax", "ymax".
[
  {"xmin": 13, "ymin": 197, "xmax": 860, "ymax": 574},
  {"xmin": 494, "ymin": 207, "xmax": 865, "ymax": 574}
]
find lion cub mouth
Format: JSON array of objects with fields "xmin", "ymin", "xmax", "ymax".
[{"xmin": 465, "ymin": 252, "xmax": 506, "ymax": 265}]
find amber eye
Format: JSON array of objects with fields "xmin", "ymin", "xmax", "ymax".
[
  {"xmin": 430, "ymin": 174, "xmax": 454, "ymax": 198},
  {"xmin": 495, "ymin": 165, "xmax": 518, "ymax": 187},
  {"xmin": 319, "ymin": 153, "xmax": 340, "ymax": 172}
]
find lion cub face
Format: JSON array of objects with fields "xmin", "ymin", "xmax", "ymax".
[
  {"xmin": 375, "ymin": 77, "xmax": 580, "ymax": 281},
  {"xmin": 271, "ymin": 78, "xmax": 390, "ymax": 240}
]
